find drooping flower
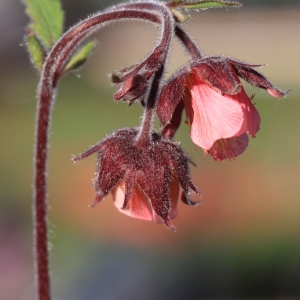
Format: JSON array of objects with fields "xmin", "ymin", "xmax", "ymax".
[
  {"xmin": 157, "ymin": 56, "xmax": 289, "ymax": 161},
  {"xmin": 73, "ymin": 128, "xmax": 200, "ymax": 231}
]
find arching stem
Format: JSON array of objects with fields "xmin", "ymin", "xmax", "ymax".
[{"xmin": 33, "ymin": 8, "xmax": 169, "ymax": 300}]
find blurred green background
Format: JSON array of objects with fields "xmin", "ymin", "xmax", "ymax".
[{"xmin": 1, "ymin": 1, "xmax": 299, "ymax": 299}]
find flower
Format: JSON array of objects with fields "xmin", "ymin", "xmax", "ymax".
[
  {"xmin": 73, "ymin": 128, "xmax": 200, "ymax": 231},
  {"xmin": 157, "ymin": 56, "xmax": 289, "ymax": 161}
]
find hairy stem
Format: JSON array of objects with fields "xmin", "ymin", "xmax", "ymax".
[
  {"xmin": 175, "ymin": 24, "xmax": 203, "ymax": 60},
  {"xmin": 135, "ymin": 65, "xmax": 165, "ymax": 148},
  {"xmin": 33, "ymin": 8, "xmax": 169, "ymax": 300}
]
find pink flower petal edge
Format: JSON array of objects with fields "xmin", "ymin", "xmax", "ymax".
[
  {"xmin": 112, "ymin": 178, "xmax": 180, "ymax": 224},
  {"xmin": 113, "ymin": 182, "xmax": 153, "ymax": 221},
  {"xmin": 207, "ymin": 133, "xmax": 249, "ymax": 161}
]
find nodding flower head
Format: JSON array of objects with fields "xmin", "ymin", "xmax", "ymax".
[
  {"xmin": 157, "ymin": 56, "xmax": 289, "ymax": 161},
  {"xmin": 73, "ymin": 128, "xmax": 200, "ymax": 231}
]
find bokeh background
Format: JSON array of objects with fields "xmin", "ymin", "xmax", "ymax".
[{"xmin": 1, "ymin": 0, "xmax": 299, "ymax": 299}]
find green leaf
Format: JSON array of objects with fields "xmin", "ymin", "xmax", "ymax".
[
  {"xmin": 63, "ymin": 41, "xmax": 96, "ymax": 74},
  {"xmin": 171, "ymin": 0, "xmax": 242, "ymax": 10},
  {"xmin": 23, "ymin": 0, "xmax": 64, "ymax": 50},
  {"xmin": 25, "ymin": 28, "xmax": 46, "ymax": 70}
]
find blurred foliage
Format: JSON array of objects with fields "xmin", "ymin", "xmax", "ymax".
[
  {"xmin": 25, "ymin": 28, "xmax": 45, "ymax": 70},
  {"xmin": 63, "ymin": 41, "xmax": 96, "ymax": 74}
]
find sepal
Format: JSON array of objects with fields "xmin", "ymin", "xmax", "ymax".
[{"xmin": 230, "ymin": 59, "xmax": 290, "ymax": 98}]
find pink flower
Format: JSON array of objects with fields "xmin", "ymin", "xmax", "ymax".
[
  {"xmin": 73, "ymin": 128, "xmax": 200, "ymax": 231},
  {"xmin": 157, "ymin": 56, "xmax": 289, "ymax": 161}
]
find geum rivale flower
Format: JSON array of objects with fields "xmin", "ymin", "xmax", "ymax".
[
  {"xmin": 73, "ymin": 128, "xmax": 200, "ymax": 231},
  {"xmin": 157, "ymin": 56, "xmax": 289, "ymax": 161}
]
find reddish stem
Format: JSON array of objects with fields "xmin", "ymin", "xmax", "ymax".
[
  {"xmin": 175, "ymin": 24, "xmax": 203, "ymax": 60},
  {"xmin": 135, "ymin": 64, "xmax": 165, "ymax": 147}
]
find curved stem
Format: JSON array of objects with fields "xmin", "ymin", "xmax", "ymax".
[
  {"xmin": 135, "ymin": 64, "xmax": 165, "ymax": 148},
  {"xmin": 34, "ymin": 8, "xmax": 168, "ymax": 300},
  {"xmin": 175, "ymin": 24, "xmax": 203, "ymax": 60}
]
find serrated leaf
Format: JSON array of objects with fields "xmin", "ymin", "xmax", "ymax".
[
  {"xmin": 23, "ymin": 0, "xmax": 64, "ymax": 50},
  {"xmin": 172, "ymin": 0, "xmax": 242, "ymax": 10},
  {"xmin": 63, "ymin": 41, "xmax": 96, "ymax": 74},
  {"xmin": 25, "ymin": 28, "xmax": 46, "ymax": 70},
  {"xmin": 170, "ymin": 8, "xmax": 190, "ymax": 23}
]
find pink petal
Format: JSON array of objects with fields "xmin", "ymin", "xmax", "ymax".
[
  {"xmin": 207, "ymin": 134, "xmax": 249, "ymax": 161},
  {"xmin": 112, "ymin": 182, "xmax": 154, "ymax": 221},
  {"xmin": 112, "ymin": 176, "xmax": 180, "ymax": 225},
  {"xmin": 188, "ymin": 73, "xmax": 245, "ymax": 150},
  {"xmin": 230, "ymin": 89, "xmax": 260, "ymax": 138}
]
